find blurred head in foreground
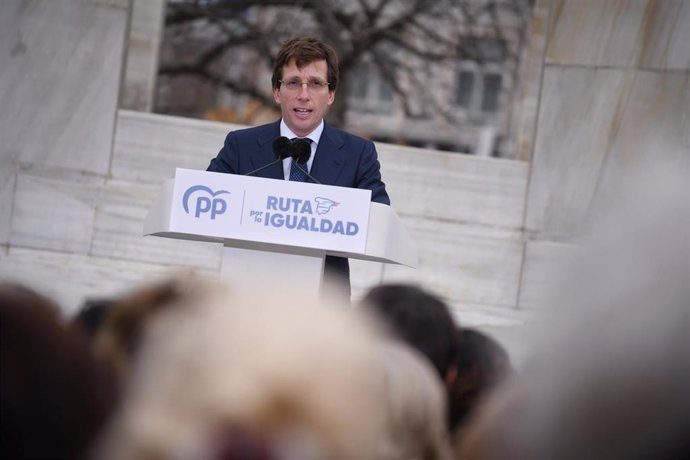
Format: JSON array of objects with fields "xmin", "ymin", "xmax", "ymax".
[
  {"xmin": 95, "ymin": 278, "xmax": 388, "ymax": 460},
  {"xmin": 448, "ymin": 328, "xmax": 511, "ymax": 434},
  {"xmin": 92, "ymin": 278, "xmax": 186, "ymax": 385},
  {"xmin": 455, "ymin": 179, "xmax": 690, "ymax": 460},
  {"xmin": 0, "ymin": 283, "xmax": 117, "ymax": 460},
  {"xmin": 358, "ymin": 283, "xmax": 458, "ymax": 380},
  {"xmin": 375, "ymin": 340, "xmax": 454, "ymax": 460}
]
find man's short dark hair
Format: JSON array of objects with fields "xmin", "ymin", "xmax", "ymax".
[
  {"xmin": 271, "ymin": 36, "xmax": 339, "ymax": 92},
  {"xmin": 359, "ymin": 284, "xmax": 458, "ymax": 378}
]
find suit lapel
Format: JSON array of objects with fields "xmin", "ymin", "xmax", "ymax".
[
  {"xmin": 251, "ymin": 121, "xmax": 283, "ymax": 179},
  {"xmin": 311, "ymin": 122, "xmax": 346, "ymax": 185}
]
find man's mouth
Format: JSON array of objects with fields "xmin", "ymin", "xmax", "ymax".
[{"xmin": 294, "ymin": 108, "xmax": 312, "ymax": 118}]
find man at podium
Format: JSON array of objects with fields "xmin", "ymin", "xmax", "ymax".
[{"xmin": 207, "ymin": 36, "xmax": 390, "ymax": 298}]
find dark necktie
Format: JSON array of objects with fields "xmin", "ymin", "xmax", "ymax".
[{"xmin": 289, "ymin": 138, "xmax": 311, "ymax": 182}]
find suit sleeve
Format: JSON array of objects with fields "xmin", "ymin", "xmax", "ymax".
[
  {"xmin": 357, "ymin": 140, "xmax": 391, "ymax": 205},
  {"xmin": 207, "ymin": 131, "xmax": 239, "ymax": 174}
]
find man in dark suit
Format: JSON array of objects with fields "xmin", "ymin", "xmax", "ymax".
[{"xmin": 207, "ymin": 36, "xmax": 390, "ymax": 299}]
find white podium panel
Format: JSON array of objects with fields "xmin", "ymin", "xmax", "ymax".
[
  {"xmin": 144, "ymin": 169, "xmax": 417, "ymax": 296},
  {"xmin": 221, "ymin": 245, "xmax": 326, "ymax": 304}
]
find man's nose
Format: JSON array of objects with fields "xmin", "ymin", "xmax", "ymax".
[{"xmin": 297, "ymin": 83, "xmax": 310, "ymax": 99}]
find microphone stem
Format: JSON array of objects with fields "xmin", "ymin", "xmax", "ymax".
[{"xmin": 245, "ymin": 158, "xmax": 281, "ymax": 177}]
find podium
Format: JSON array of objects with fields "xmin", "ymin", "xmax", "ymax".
[{"xmin": 143, "ymin": 168, "xmax": 417, "ymax": 302}]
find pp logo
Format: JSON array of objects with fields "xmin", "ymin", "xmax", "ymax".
[
  {"xmin": 183, "ymin": 185, "xmax": 229, "ymax": 220},
  {"xmin": 314, "ymin": 197, "xmax": 339, "ymax": 215}
]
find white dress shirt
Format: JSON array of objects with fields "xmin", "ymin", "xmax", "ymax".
[{"xmin": 279, "ymin": 119, "xmax": 323, "ymax": 181}]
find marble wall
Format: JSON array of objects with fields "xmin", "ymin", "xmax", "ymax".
[
  {"xmin": 513, "ymin": 0, "xmax": 551, "ymax": 162},
  {"xmin": 546, "ymin": 0, "xmax": 690, "ymax": 70},
  {"xmin": 0, "ymin": 0, "xmax": 137, "ymax": 312},
  {"xmin": 120, "ymin": 0, "xmax": 165, "ymax": 111},
  {"xmin": 521, "ymin": 0, "xmax": 690, "ymax": 310},
  {"xmin": 0, "ymin": 0, "xmax": 127, "ymax": 176},
  {"xmin": 0, "ymin": 0, "xmax": 128, "ymax": 251}
]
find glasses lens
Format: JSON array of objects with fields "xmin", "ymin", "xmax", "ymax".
[
  {"xmin": 308, "ymin": 80, "xmax": 327, "ymax": 90},
  {"xmin": 282, "ymin": 79, "xmax": 328, "ymax": 91},
  {"xmin": 284, "ymin": 80, "xmax": 301, "ymax": 91}
]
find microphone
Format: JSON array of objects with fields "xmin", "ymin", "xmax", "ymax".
[
  {"xmin": 273, "ymin": 136, "xmax": 293, "ymax": 160},
  {"xmin": 292, "ymin": 138, "xmax": 311, "ymax": 164},
  {"xmin": 291, "ymin": 138, "xmax": 321, "ymax": 184},
  {"xmin": 244, "ymin": 137, "xmax": 293, "ymax": 177}
]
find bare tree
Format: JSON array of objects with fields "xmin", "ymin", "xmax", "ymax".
[{"xmin": 159, "ymin": 0, "xmax": 533, "ymax": 131}]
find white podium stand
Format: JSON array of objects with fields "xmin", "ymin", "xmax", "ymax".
[{"xmin": 144, "ymin": 169, "xmax": 417, "ymax": 302}]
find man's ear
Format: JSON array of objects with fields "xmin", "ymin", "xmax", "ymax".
[
  {"xmin": 327, "ymin": 90, "xmax": 335, "ymax": 106},
  {"xmin": 273, "ymin": 87, "xmax": 281, "ymax": 104}
]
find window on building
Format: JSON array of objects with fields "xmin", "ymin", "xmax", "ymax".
[
  {"xmin": 379, "ymin": 76, "xmax": 394, "ymax": 102},
  {"xmin": 347, "ymin": 60, "xmax": 395, "ymax": 114},
  {"xmin": 481, "ymin": 73, "xmax": 502, "ymax": 113},
  {"xmin": 350, "ymin": 69, "xmax": 368, "ymax": 99},
  {"xmin": 464, "ymin": 37, "xmax": 507, "ymax": 63},
  {"xmin": 455, "ymin": 70, "xmax": 475, "ymax": 108},
  {"xmin": 454, "ymin": 37, "xmax": 506, "ymax": 118}
]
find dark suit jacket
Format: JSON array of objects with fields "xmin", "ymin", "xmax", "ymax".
[{"xmin": 207, "ymin": 120, "xmax": 390, "ymax": 297}]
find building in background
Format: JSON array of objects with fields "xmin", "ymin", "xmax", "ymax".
[
  {"xmin": 155, "ymin": 0, "xmax": 534, "ymax": 158},
  {"xmin": 346, "ymin": 32, "xmax": 525, "ymax": 157}
]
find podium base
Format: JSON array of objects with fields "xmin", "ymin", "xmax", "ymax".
[{"xmin": 221, "ymin": 244, "xmax": 326, "ymax": 304}]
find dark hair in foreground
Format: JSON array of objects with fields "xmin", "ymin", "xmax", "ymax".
[
  {"xmin": 0, "ymin": 283, "xmax": 117, "ymax": 460},
  {"xmin": 359, "ymin": 283, "xmax": 458, "ymax": 378},
  {"xmin": 271, "ymin": 36, "xmax": 339, "ymax": 91},
  {"xmin": 448, "ymin": 328, "xmax": 511, "ymax": 431},
  {"xmin": 72, "ymin": 297, "xmax": 115, "ymax": 341},
  {"xmin": 92, "ymin": 278, "xmax": 183, "ymax": 384}
]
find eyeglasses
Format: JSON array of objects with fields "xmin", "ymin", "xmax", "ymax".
[{"xmin": 279, "ymin": 78, "xmax": 330, "ymax": 92}]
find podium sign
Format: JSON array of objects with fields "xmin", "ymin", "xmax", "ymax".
[
  {"xmin": 144, "ymin": 169, "xmax": 416, "ymax": 302},
  {"xmin": 170, "ymin": 168, "xmax": 371, "ymax": 254}
]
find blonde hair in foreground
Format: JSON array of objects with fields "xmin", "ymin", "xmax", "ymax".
[{"xmin": 95, "ymin": 278, "xmax": 388, "ymax": 460}]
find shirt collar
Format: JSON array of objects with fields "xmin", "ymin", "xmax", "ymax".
[{"xmin": 279, "ymin": 119, "xmax": 324, "ymax": 146}]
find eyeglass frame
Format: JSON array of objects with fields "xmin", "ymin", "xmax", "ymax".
[{"xmin": 278, "ymin": 78, "xmax": 331, "ymax": 92}]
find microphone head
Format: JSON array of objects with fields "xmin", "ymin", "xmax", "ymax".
[
  {"xmin": 292, "ymin": 139, "xmax": 312, "ymax": 164},
  {"xmin": 272, "ymin": 136, "xmax": 292, "ymax": 160}
]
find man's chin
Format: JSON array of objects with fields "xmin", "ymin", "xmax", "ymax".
[{"xmin": 287, "ymin": 120, "xmax": 316, "ymax": 136}]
